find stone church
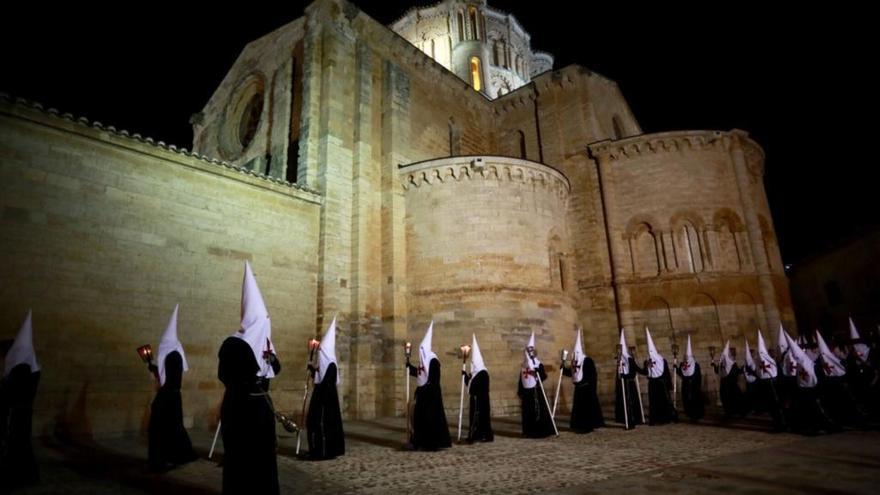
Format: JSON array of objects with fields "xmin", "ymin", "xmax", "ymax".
[{"xmin": 0, "ymin": 0, "xmax": 794, "ymax": 436}]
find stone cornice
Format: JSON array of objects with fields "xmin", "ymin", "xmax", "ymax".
[
  {"xmin": 0, "ymin": 94, "xmax": 322, "ymax": 203},
  {"xmin": 587, "ymin": 130, "xmax": 765, "ymax": 163},
  {"xmin": 399, "ymin": 155, "xmax": 570, "ymax": 198}
]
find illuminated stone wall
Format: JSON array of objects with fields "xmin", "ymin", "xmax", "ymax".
[{"xmin": 0, "ymin": 100, "xmax": 321, "ymax": 436}]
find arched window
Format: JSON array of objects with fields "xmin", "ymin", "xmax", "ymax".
[
  {"xmin": 492, "ymin": 42, "xmax": 501, "ymax": 66},
  {"xmin": 448, "ymin": 117, "xmax": 461, "ymax": 156},
  {"xmin": 678, "ymin": 222, "xmax": 703, "ymax": 273},
  {"xmin": 470, "ymin": 56, "xmax": 482, "ymax": 91},
  {"xmin": 612, "ymin": 115, "xmax": 624, "ymax": 140},
  {"xmin": 469, "ymin": 7, "xmax": 478, "ymax": 40},
  {"xmin": 457, "ymin": 12, "xmax": 464, "ymax": 41},
  {"xmin": 430, "ymin": 39, "xmax": 435, "ymax": 59},
  {"xmin": 517, "ymin": 130, "xmax": 527, "ymax": 159}
]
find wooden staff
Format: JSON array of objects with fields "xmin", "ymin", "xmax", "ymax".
[
  {"xmin": 457, "ymin": 344, "xmax": 471, "ymax": 442},
  {"xmin": 616, "ymin": 345, "xmax": 630, "ymax": 430},
  {"xmin": 671, "ymin": 340, "xmax": 680, "ymax": 410},
  {"xmin": 404, "ymin": 342, "xmax": 412, "ymax": 441},
  {"xmin": 295, "ymin": 338, "xmax": 320, "ymax": 455},
  {"xmin": 630, "ymin": 345, "xmax": 646, "ymax": 424},
  {"xmin": 208, "ymin": 420, "xmax": 222, "ymax": 459},
  {"xmin": 551, "ymin": 349, "xmax": 569, "ymax": 418},
  {"xmin": 529, "ymin": 351, "xmax": 559, "ymax": 436}
]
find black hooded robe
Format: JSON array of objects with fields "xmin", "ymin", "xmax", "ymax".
[
  {"xmin": 817, "ymin": 360, "xmax": 862, "ymax": 428},
  {"xmin": 218, "ymin": 337, "xmax": 281, "ymax": 495},
  {"xmin": 714, "ymin": 363, "xmax": 748, "ymax": 418},
  {"xmin": 635, "ymin": 359, "xmax": 677, "ymax": 425},
  {"xmin": 407, "ymin": 358, "xmax": 451, "ymax": 450},
  {"xmin": 306, "ymin": 363, "xmax": 345, "ymax": 459},
  {"xmin": 518, "ymin": 363, "xmax": 556, "ymax": 438},
  {"xmin": 614, "ymin": 357, "xmax": 643, "ymax": 429},
  {"xmin": 463, "ymin": 369, "xmax": 494, "ymax": 442},
  {"xmin": 562, "ymin": 357, "xmax": 604, "ymax": 433},
  {"xmin": 791, "ymin": 363, "xmax": 839, "ymax": 436},
  {"xmin": 148, "ymin": 351, "xmax": 197, "ymax": 470},
  {"xmin": 0, "ymin": 363, "xmax": 40, "ymax": 487},
  {"xmin": 676, "ymin": 362, "xmax": 705, "ymax": 422}
]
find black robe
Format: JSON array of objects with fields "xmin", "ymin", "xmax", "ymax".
[
  {"xmin": 306, "ymin": 363, "xmax": 345, "ymax": 459},
  {"xmin": 407, "ymin": 358, "xmax": 451, "ymax": 450},
  {"xmin": 614, "ymin": 357, "xmax": 643, "ymax": 429},
  {"xmin": 562, "ymin": 357, "xmax": 604, "ymax": 433},
  {"xmin": 676, "ymin": 362, "xmax": 705, "ymax": 421},
  {"xmin": 218, "ymin": 337, "xmax": 281, "ymax": 495},
  {"xmin": 0, "ymin": 363, "xmax": 40, "ymax": 487},
  {"xmin": 817, "ymin": 360, "xmax": 862, "ymax": 428},
  {"xmin": 635, "ymin": 359, "xmax": 677, "ymax": 425},
  {"xmin": 148, "ymin": 351, "xmax": 197, "ymax": 470},
  {"xmin": 845, "ymin": 355, "xmax": 879, "ymax": 420},
  {"xmin": 463, "ymin": 369, "xmax": 493, "ymax": 442},
  {"xmin": 791, "ymin": 364, "xmax": 839, "ymax": 436},
  {"xmin": 518, "ymin": 363, "xmax": 556, "ymax": 438},
  {"xmin": 714, "ymin": 363, "xmax": 748, "ymax": 417}
]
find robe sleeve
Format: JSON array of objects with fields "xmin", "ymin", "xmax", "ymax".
[
  {"xmin": 537, "ymin": 363, "xmax": 548, "ymax": 382},
  {"xmin": 561, "ymin": 365, "xmax": 572, "ymax": 378}
]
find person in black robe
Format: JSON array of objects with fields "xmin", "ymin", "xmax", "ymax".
[
  {"xmin": 147, "ymin": 350, "xmax": 197, "ymax": 471},
  {"xmin": 562, "ymin": 357, "xmax": 604, "ymax": 433},
  {"xmin": 406, "ymin": 358, "xmax": 452, "ymax": 450},
  {"xmin": 218, "ymin": 336, "xmax": 281, "ymax": 495},
  {"xmin": 306, "ymin": 362, "xmax": 345, "ymax": 459},
  {"xmin": 615, "ymin": 354, "xmax": 643, "ymax": 429},
  {"xmin": 814, "ymin": 332, "xmax": 864, "ymax": 429},
  {"xmin": 518, "ymin": 354, "xmax": 555, "ymax": 438},
  {"xmin": 792, "ymin": 360, "xmax": 839, "ymax": 435},
  {"xmin": 0, "ymin": 363, "xmax": 40, "ymax": 487},
  {"xmin": 633, "ymin": 358, "xmax": 677, "ymax": 425},
  {"xmin": 462, "ymin": 369, "xmax": 493, "ymax": 442},
  {"xmin": 845, "ymin": 342, "xmax": 879, "ymax": 421},
  {"xmin": 713, "ymin": 346, "xmax": 748, "ymax": 418},
  {"xmin": 676, "ymin": 359, "xmax": 705, "ymax": 422}
]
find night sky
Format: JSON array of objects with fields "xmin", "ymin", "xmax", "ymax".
[{"xmin": 2, "ymin": 1, "xmax": 876, "ymax": 263}]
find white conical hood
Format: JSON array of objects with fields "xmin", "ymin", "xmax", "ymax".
[
  {"xmin": 756, "ymin": 330, "xmax": 778, "ymax": 379},
  {"xmin": 618, "ymin": 328, "xmax": 631, "ymax": 376},
  {"xmin": 680, "ymin": 334, "xmax": 696, "ymax": 377},
  {"xmin": 644, "ymin": 327, "xmax": 665, "ymax": 378},
  {"xmin": 571, "ymin": 328, "xmax": 585, "ymax": 383},
  {"xmin": 719, "ymin": 340, "xmax": 734, "ymax": 377},
  {"xmin": 850, "ymin": 318, "xmax": 870, "ymax": 364},
  {"xmin": 416, "ymin": 321, "xmax": 437, "ymax": 387},
  {"xmin": 469, "ymin": 334, "xmax": 487, "ymax": 390},
  {"xmin": 816, "ymin": 330, "xmax": 845, "ymax": 378},
  {"xmin": 4, "ymin": 310, "xmax": 40, "ymax": 377},
  {"xmin": 156, "ymin": 304, "xmax": 188, "ymax": 386},
  {"xmin": 777, "ymin": 324, "xmax": 797, "ymax": 377},
  {"xmin": 521, "ymin": 331, "xmax": 541, "ymax": 389},
  {"xmin": 786, "ymin": 331, "xmax": 817, "ymax": 388},
  {"xmin": 744, "ymin": 337, "xmax": 757, "ymax": 383},
  {"xmin": 315, "ymin": 316, "xmax": 340, "ymax": 385},
  {"xmin": 233, "ymin": 261, "xmax": 276, "ymax": 378}
]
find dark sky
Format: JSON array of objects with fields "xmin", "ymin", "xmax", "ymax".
[{"xmin": 2, "ymin": 1, "xmax": 876, "ymax": 263}]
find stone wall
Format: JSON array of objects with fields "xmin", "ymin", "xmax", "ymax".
[
  {"xmin": 401, "ymin": 156, "xmax": 575, "ymax": 415},
  {"xmin": 0, "ymin": 100, "xmax": 321, "ymax": 437}
]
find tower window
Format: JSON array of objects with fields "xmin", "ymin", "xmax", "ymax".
[
  {"xmin": 469, "ymin": 7, "xmax": 478, "ymax": 40},
  {"xmin": 470, "ymin": 56, "xmax": 482, "ymax": 91},
  {"xmin": 457, "ymin": 12, "xmax": 464, "ymax": 42}
]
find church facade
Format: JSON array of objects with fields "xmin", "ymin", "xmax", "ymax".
[{"xmin": 0, "ymin": 0, "xmax": 794, "ymax": 435}]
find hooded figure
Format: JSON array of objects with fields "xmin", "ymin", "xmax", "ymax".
[
  {"xmin": 675, "ymin": 335, "xmax": 704, "ymax": 421},
  {"xmin": 787, "ymin": 332, "xmax": 837, "ymax": 435},
  {"xmin": 406, "ymin": 322, "xmax": 451, "ymax": 450},
  {"xmin": 518, "ymin": 332, "xmax": 555, "ymax": 438},
  {"xmin": 750, "ymin": 330, "xmax": 786, "ymax": 431},
  {"xmin": 845, "ymin": 318, "xmax": 878, "ymax": 419},
  {"xmin": 775, "ymin": 325, "xmax": 799, "ymax": 424},
  {"xmin": 633, "ymin": 328, "xmax": 677, "ymax": 425},
  {"xmin": 0, "ymin": 310, "xmax": 41, "ymax": 487},
  {"xmin": 743, "ymin": 338, "xmax": 757, "ymax": 410},
  {"xmin": 218, "ymin": 261, "xmax": 281, "ymax": 495},
  {"xmin": 462, "ymin": 334, "xmax": 493, "ymax": 442},
  {"xmin": 614, "ymin": 328, "xmax": 642, "ymax": 429},
  {"xmin": 713, "ymin": 340, "xmax": 747, "ymax": 418},
  {"xmin": 816, "ymin": 330, "xmax": 862, "ymax": 428},
  {"xmin": 306, "ymin": 317, "xmax": 345, "ymax": 460},
  {"xmin": 562, "ymin": 328, "xmax": 604, "ymax": 433},
  {"xmin": 147, "ymin": 305, "xmax": 197, "ymax": 471}
]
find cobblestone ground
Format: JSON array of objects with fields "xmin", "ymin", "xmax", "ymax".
[{"xmin": 13, "ymin": 414, "xmax": 880, "ymax": 494}]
